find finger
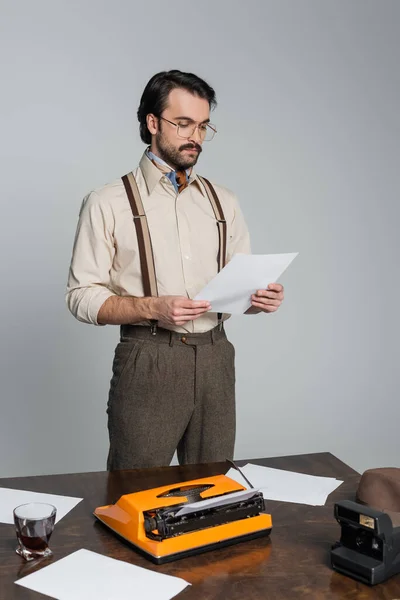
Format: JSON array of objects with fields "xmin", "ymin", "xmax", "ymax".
[
  {"xmin": 172, "ymin": 307, "xmax": 210, "ymax": 319},
  {"xmin": 267, "ymin": 283, "xmax": 283, "ymax": 292},
  {"xmin": 255, "ymin": 290, "xmax": 283, "ymax": 300},
  {"xmin": 179, "ymin": 299, "xmax": 211, "ymax": 309},
  {"xmin": 251, "ymin": 300, "xmax": 278, "ymax": 312},
  {"xmin": 252, "ymin": 295, "xmax": 281, "ymax": 307},
  {"xmin": 183, "ymin": 307, "xmax": 211, "ymax": 316}
]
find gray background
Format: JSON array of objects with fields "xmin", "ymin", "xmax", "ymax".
[{"xmin": 0, "ymin": 0, "xmax": 399, "ymax": 477}]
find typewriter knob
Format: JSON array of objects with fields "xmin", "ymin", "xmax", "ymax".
[{"xmin": 144, "ymin": 517, "xmax": 157, "ymax": 533}]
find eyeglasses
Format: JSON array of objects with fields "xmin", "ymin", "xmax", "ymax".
[{"xmin": 159, "ymin": 117, "xmax": 217, "ymax": 142}]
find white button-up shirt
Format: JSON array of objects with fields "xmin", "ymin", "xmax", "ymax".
[{"xmin": 66, "ymin": 152, "xmax": 251, "ymax": 333}]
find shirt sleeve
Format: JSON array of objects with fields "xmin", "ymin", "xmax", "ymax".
[
  {"xmin": 66, "ymin": 191, "xmax": 116, "ymax": 325},
  {"xmin": 227, "ymin": 191, "xmax": 252, "ymax": 261}
]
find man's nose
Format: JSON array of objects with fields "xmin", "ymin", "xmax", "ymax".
[{"xmin": 188, "ymin": 126, "xmax": 202, "ymax": 145}]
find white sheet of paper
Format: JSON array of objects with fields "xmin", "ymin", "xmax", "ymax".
[
  {"xmin": 194, "ymin": 252, "xmax": 298, "ymax": 314},
  {"xmin": 175, "ymin": 489, "xmax": 260, "ymax": 517},
  {"xmin": 0, "ymin": 487, "xmax": 82, "ymax": 524},
  {"xmin": 226, "ymin": 464, "xmax": 343, "ymax": 506},
  {"xmin": 15, "ymin": 549, "xmax": 190, "ymax": 600}
]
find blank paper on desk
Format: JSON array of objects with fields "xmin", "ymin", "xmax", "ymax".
[
  {"xmin": 15, "ymin": 549, "xmax": 190, "ymax": 600},
  {"xmin": 226, "ymin": 464, "xmax": 343, "ymax": 506},
  {"xmin": 0, "ymin": 487, "xmax": 82, "ymax": 524},
  {"xmin": 194, "ymin": 252, "xmax": 298, "ymax": 314}
]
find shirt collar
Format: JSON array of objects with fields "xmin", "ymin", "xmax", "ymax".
[
  {"xmin": 146, "ymin": 149, "xmax": 174, "ymax": 171},
  {"xmin": 139, "ymin": 150, "xmax": 206, "ymax": 197}
]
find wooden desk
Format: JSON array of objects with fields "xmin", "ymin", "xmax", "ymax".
[{"xmin": 0, "ymin": 452, "xmax": 398, "ymax": 599}]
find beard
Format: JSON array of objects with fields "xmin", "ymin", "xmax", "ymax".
[{"xmin": 155, "ymin": 131, "xmax": 202, "ymax": 171}]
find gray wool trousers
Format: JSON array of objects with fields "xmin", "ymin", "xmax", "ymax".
[{"xmin": 106, "ymin": 324, "xmax": 236, "ymax": 470}]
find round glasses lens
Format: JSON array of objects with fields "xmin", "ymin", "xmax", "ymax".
[
  {"xmin": 176, "ymin": 124, "xmax": 216, "ymax": 141},
  {"xmin": 204, "ymin": 126, "xmax": 216, "ymax": 141}
]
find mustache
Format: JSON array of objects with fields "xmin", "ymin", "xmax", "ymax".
[{"xmin": 179, "ymin": 143, "xmax": 202, "ymax": 153}]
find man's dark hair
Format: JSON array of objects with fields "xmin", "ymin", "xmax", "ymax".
[{"xmin": 137, "ymin": 70, "xmax": 217, "ymax": 144}]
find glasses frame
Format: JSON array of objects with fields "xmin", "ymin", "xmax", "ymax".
[{"xmin": 159, "ymin": 117, "xmax": 217, "ymax": 142}]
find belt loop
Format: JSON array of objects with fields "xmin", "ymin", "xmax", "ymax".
[
  {"xmin": 211, "ymin": 328, "xmax": 215, "ymax": 345},
  {"xmin": 150, "ymin": 320, "xmax": 157, "ymax": 336},
  {"xmin": 169, "ymin": 331, "xmax": 174, "ymax": 347}
]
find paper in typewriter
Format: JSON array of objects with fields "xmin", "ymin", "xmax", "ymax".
[{"xmin": 175, "ymin": 489, "xmax": 260, "ymax": 517}]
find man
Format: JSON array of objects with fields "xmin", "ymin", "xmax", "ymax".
[{"xmin": 66, "ymin": 70, "xmax": 284, "ymax": 470}]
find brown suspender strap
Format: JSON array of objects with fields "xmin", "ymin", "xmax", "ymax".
[
  {"xmin": 122, "ymin": 172, "xmax": 158, "ymax": 298},
  {"xmin": 197, "ymin": 175, "xmax": 227, "ymax": 272},
  {"xmin": 122, "ymin": 172, "xmax": 158, "ymax": 333},
  {"xmin": 197, "ymin": 175, "xmax": 227, "ymax": 327}
]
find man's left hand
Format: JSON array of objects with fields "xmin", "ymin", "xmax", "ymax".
[{"xmin": 251, "ymin": 283, "xmax": 284, "ymax": 313}]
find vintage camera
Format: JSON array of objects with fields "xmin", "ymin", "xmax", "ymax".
[{"xmin": 331, "ymin": 500, "xmax": 400, "ymax": 585}]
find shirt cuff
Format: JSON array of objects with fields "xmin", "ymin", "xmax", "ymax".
[{"xmin": 67, "ymin": 287, "xmax": 116, "ymax": 326}]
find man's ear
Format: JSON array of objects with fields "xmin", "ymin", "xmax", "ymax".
[{"xmin": 146, "ymin": 114, "xmax": 158, "ymax": 136}]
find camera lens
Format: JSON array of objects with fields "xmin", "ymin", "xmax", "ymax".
[{"xmin": 356, "ymin": 531, "xmax": 367, "ymax": 547}]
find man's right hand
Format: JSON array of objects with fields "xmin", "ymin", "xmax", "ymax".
[{"xmin": 151, "ymin": 296, "xmax": 211, "ymax": 327}]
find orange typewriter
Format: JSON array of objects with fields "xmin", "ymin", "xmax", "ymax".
[{"xmin": 94, "ymin": 474, "xmax": 272, "ymax": 564}]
